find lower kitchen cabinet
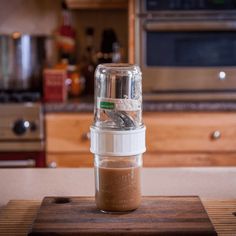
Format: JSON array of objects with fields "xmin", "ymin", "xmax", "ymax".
[
  {"xmin": 46, "ymin": 112, "xmax": 236, "ymax": 167},
  {"xmin": 46, "ymin": 113, "xmax": 92, "ymax": 153}
]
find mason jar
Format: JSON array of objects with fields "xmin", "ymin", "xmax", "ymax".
[{"xmin": 90, "ymin": 63, "xmax": 146, "ymax": 213}]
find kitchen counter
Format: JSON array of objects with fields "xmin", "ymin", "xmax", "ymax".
[
  {"xmin": 0, "ymin": 167, "xmax": 235, "ymax": 206},
  {"xmin": 44, "ymin": 99, "xmax": 236, "ymax": 113}
]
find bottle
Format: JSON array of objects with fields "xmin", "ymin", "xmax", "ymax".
[
  {"xmin": 67, "ymin": 64, "xmax": 84, "ymax": 98},
  {"xmin": 90, "ymin": 63, "xmax": 146, "ymax": 213},
  {"xmin": 81, "ymin": 27, "xmax": 96, "ymax": 95},
  {"xmin": 97, "ymin": 29, "xmax": 121, "ymax": 64},
  {"xmin": 56, "ymin": 0, "xmax": 76, "ymax": 62}
]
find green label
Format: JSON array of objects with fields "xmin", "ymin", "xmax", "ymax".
[{"xmin": 100, "ymin": 101, "xmax": 115, "ymax": 109}]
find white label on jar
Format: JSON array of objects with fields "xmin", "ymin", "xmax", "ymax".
[{"xmin": 97, "ymin": 97, "xmax": 141, "ymax": 111}]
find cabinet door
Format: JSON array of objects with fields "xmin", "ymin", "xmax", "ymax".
[
  {"xmin": 46, "ymin": 113, "xmax": 92, "ymax": 152},
  {"xmin": 144, "ymin": 112, "xmax": 236, "ymax": 152}
]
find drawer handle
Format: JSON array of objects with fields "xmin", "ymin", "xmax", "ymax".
[
  {"xmin": 82, "ymin": 132, "xmax": 91, "ymax": 140},
  {"xmin": 211, "ymin": 130, "xmax": 221, "ymax": 140},
  {"xmin": 0, "ymin": 159, "xmax": 35, "ymax": 168}
]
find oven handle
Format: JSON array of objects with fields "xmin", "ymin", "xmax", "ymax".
[
  {"xmin": 144, "ymin": 21, "xmax": 236, "ymax": 31},
  {"xmin": 0, "ymin": 159, "xmax": 36, "ymax": 168}
]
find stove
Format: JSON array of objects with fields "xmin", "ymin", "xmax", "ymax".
[
  {"xmin": 0, "ymin": 92, "xmax": 45, "ymax": 167},
  {"xmin": 0, "ymin": 92, "xmax": 41, "ymax": 103}
]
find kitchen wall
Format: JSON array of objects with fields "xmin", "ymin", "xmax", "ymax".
[{"xmin": 0, "ymin": 0, "xmax": 61, "ymax": 35}]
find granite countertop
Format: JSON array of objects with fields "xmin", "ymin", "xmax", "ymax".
[
  {"xmin": 44, "ymin": 98, "xmax": 236, "ymax": 113},
  {"xmin": 0, "ymin": 167, "xmax": 235, "ymax": 206}
]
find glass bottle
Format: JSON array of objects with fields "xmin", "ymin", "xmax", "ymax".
[
  {"xmin": 67, "ymin": 64, "xmax": 84, "ymax": 98},
  {"xmin": 90, "ymin": 63, "xmax": 146, "ymax": 213},
  {"xmin": 81, "ymin": 27, "xmax": 96, "ymax": 95},
  {"xmin": 97, "ymin": 29, "xmax": 121, "ymax": 64},
  {"xmin": 56, "ymin": 1, "xmax": 76, "ymax": 62}
]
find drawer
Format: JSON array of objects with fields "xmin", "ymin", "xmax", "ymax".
[
  {"xmin": 47, "ymin": 152, "xmax": 93, "ymax": 168},
  {"xmin": 144, "ymin": 112, "xmax": 236, "ymax": 152},
  {"xmin": 46, "ymin": 113, "xmax": 92, "ymax": 152},
  {"xmin": 143, "ymin": 152, "xmax": 236, "ymax": 167}
]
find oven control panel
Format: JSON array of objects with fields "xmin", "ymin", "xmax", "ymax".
[
  {"xmin": 0, "ymin": 103, "xmax": 43, "ymax": 140},
  {"xmin": 12, "ymin": 119, "xmax": 37, "ymax": 136}
]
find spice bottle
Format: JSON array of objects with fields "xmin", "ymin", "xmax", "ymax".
[{"xmin": 90, "ymin": 64, "xmax": 146, "ymax": 213}]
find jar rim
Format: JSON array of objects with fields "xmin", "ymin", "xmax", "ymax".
[{"xmin": 98, "ymin": 63, "xmax": 140, "ymax": 70}]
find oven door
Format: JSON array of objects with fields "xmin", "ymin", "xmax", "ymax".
[
  {"xmin": 0, "ymin": 152, "xmax": 45, "ymax": 168},
  {"xmin": 137, "ymin": 19, "xmax": 236, "ymax": 93}
]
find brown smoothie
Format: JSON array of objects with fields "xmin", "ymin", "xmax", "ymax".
[{"xmin": 95, "ymin": 160, "xmax": 141, "ymax": 212}]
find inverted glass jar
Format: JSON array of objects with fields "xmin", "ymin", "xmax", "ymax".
[
  {"xmin": 90, "ymin": 63, "xmax": 145, "ymax": 213},
  {"xmin": 94, "ymin": 63, "xmax": 143, "ymax": 130}
]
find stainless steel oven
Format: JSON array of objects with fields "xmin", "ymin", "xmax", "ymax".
[
  {"xmin": 136, "ymin": 0, "xmax": 236, "ymax": 100},
  {"xmin": 0, "ymin": 102, "xmax": 45, "ymax": 168}
]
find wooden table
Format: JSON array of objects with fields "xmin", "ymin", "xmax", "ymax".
[{"xmin": 0, "ymin": 199, "xmax": 235, "ymax": 236}]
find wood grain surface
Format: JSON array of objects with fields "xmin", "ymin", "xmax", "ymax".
[
  {"xmin": 28, "ymin": 196, "xmax": 217, "ymax": 236},
  {"xmin": 1, "ymin": 199, "xmax": 236, "ymax": 235}
]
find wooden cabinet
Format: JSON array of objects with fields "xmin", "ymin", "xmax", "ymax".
[
  {"xmin": 46, "ymin": 112, "xmax": 236, "ymax": 167},
  {"xmin": 66, "ymin": 0, "xmax": 127, "ymax": 10},
  {"xmin": 46, "ymin": 113, "xmax": 91, "ymax": 153},
  {"xmin": 144, "ymin": 112, "xmax": 236, "ymax": 152},
  {"xmin": 46, "ymin": 113, "xmax": 93, "ymax": 168}
]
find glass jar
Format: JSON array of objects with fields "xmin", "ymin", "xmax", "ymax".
[
  {"xmin": 94, "ymin": 154, "xmax": 142, "ymax": 213},
  {"xmin": 90, "ymin": 63, "xmax": 146, "ymax": 213},
  {"xmin": 94, "ymin": 63, "xmax": 142, "ymax": 130}
]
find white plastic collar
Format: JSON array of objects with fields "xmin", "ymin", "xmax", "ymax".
[{"xmin": 90, "ymin": 126, "xmax": 146, "ymax": 156}]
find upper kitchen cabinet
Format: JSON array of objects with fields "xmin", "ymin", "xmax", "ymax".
[
  {"xmin": 66, "ymin": 0, "xmax": 128, "ymax": 9},
  {"xmin": 0, "ymin": 0, "xmax": 61, "ymax": 35},
  {"xmin": 67, "ymin": 0, "xmax": 130, "ymax": 63}
]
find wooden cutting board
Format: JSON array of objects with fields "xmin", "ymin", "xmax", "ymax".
[{"xmin": 28, "ymin": 196, "xmax": 217, "ymax": 236}]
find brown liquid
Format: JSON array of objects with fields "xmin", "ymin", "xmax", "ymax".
[{"xmin": 95, "ymin": 163, "xmax": 141, "ymax": 212}]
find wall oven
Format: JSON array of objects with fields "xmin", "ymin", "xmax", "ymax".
[{"xmin": 136, "ymin": 0, "xmax": 236, "ymax": 100}]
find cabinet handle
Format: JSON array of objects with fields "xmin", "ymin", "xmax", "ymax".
[
  {"xmin": 211, "ymin": 130, "xmax": 221, "ymax": 140},
  {"xmin": 82, "ymin": 132, "xmax": 91, "ymax": 140},
  {"xmin": 48, "ymin": 161, "xmax": 57, "ymax": 168},
  {"xmin": 0, "ymin": 159, "xmax": 35, "ymax": 168}
]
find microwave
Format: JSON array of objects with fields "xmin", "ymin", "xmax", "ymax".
[{"xmin": 135, "ymin": 0, "xmax": 236, "ymax": 100}]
